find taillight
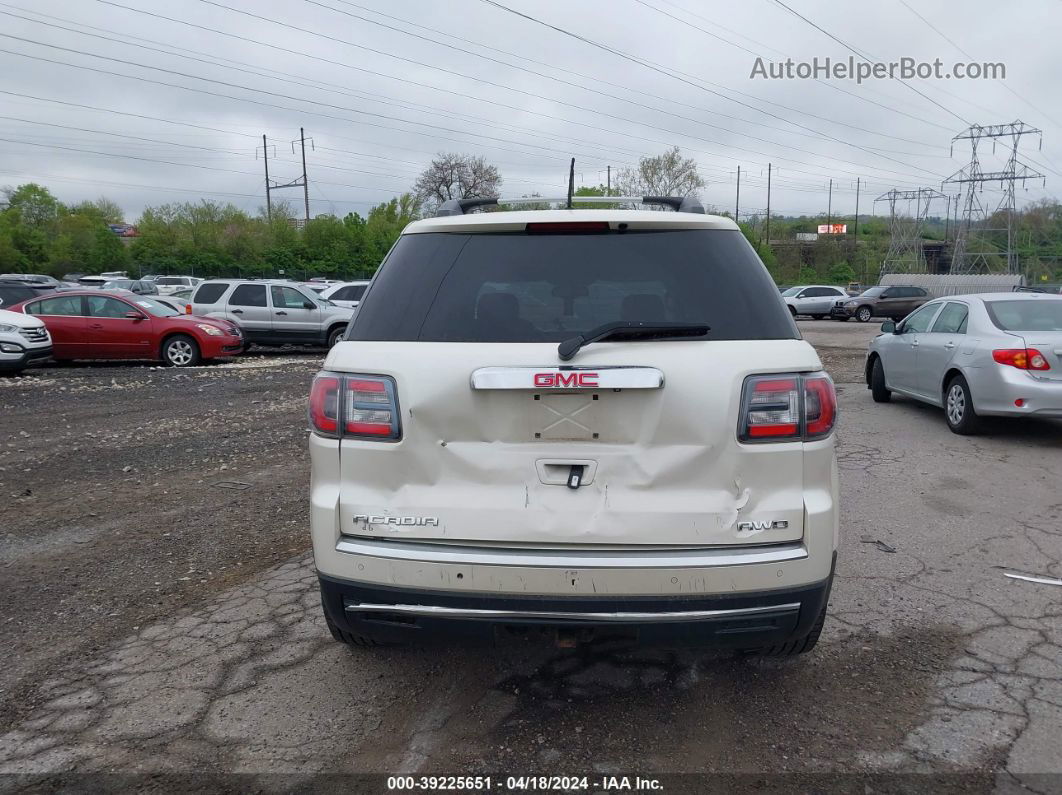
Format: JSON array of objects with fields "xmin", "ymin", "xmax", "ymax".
[
  {"xmin": 803, "ymin": 374, "xmax": 837, "ymax": 439},
  {"xmin": 308, "ymin": 374, "xmax": 340, "ymax": 436},
  {"xmin": 308, "ymin": 372, "xmax": 401, "ymax": 441},
  {"xmin": 738, "ymin": 372, "xmax": 837, "ymax": 443},
  {"xmin": 992, "ymin": 348, "xmax": 1050, "ymax": 371}
]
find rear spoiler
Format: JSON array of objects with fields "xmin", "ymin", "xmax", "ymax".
[{"xmin": 435, "ymin": 195, "xmax": 705, "ymax": 217}]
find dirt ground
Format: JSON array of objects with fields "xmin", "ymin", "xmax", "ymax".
[{"xmin": 1, "ymin": 324, "xmax": 1061, "ymax": 791}]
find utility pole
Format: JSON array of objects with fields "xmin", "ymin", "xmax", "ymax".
[
  {"xmin": 262, "ymin": 128, "xmax": 313, "ymax": 225},
  {"xmin": 764, "ymin": 163, "xmax": 772, "ymax": 245},
  {"xmin": 299, "ymin": 127, "xmax": 310, "ymax": 222},
  {"xmin": 263, "ymin": 135, "xmax": 272, "ymax": 220},
  {"xmin": 853, "ymin": 177, "xmax": 860, "ymax": 241},
  {"xmin": 943, "ymin": 194, "xmax": 951, "ymax": 242},
  {"xmin": 258, "ymin": 135, "xmax": 273, "ymax": 220},
  {"xmin": 826, "ymin": 178, "xmax": 832, "ymax": 227},
  {"xmin": 735, "ymin": 165, "xmax": 741, "ymax": 222},
  {"xmin": 607, "ymin": 165, "xmax": 611, "ymax": 197}
]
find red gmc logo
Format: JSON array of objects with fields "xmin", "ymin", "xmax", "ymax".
[{"xmin": 533, "ymin": 372, "xmax": 599, "ymax": 388}]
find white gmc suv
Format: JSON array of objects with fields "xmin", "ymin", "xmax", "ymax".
[{"xmin": 309, "ymin": 196, "xmax": 838, "ymax": 655}]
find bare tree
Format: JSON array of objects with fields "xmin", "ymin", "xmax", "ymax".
[
  {"xmin": 615, "ymin": 147, "xmax": 704, "ymax": 201},
  {"xmin": 414, "ymin": 153, "xmax": 501, "ymax": 213}
]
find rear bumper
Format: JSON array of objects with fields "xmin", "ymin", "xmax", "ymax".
[
  {"xmin": 969, "ymin": 366, "xmax": 1062, "ymax": 417},
  {"xmin": 319, "ymin": 557, "xmax": 834, "ymax": 646}
]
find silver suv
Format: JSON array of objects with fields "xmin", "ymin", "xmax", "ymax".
[
  {"xmin": 309, "ymin": 197, "xmax": 839, "ymax": 654},
  {"xmin": 191, "ymin": 280, "xmax": 355, "ymax": 348}
]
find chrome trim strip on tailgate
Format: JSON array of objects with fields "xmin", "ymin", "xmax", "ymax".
[
  {"xmin": 345, "ymin": 602, "xmax": 801, "ymax": 622},
  {"xmin": 471, "ymin": 366, "xmax": 663, "ymax": 390},
  {"xmin": 335, "ymin": 536, "xmax": 807, "ymax": 568}
]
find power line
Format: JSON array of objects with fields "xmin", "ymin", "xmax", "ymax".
[
  {"xmin": 476, "ymin": 0, "xmax": 945, "ymax": 178},
  {"xmin": 631, "ymin": 0, "xmax": 955, "ymax": 139},
  {"xmin": 768, "ymin": 0, "xmax": 969, "ymax": 126},
  {"xmin": 187, "ymin": 0, "xmax": 940, "ymax": 179},
  {"xmin": 895, "ymin": 0, "xmax": 1062, "ymax": 130},
  {"xmin": 0, "ymin": 5, "xmax": 649, "ymax": 164},
  {"xmin": 0, "ymin": 32, "xmax": 937, "ymax": 188}
]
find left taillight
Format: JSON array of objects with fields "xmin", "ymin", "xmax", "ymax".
[
  {"xmin": 738, "ymin": 371, "xmax": 837, "ymax": 443},
  {"xmin": 308, "ymin": 372, "xmax": 401, "ymax": 441}
]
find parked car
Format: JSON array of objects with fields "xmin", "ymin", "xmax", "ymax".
[
  {"xmin": 151, "ymin": 295, "xmax": 191, "ymax": 314},
  {"xmin": 0, "ymin": 273, "xmax": 64, "ymax": 289},
  {"xmin": 318, "ymin": 280, "xmax": 370, "ymax": 309},
  {"xmin": 154, "ymin": 276, "xmax": 202, "ymax": 296},
  {"xmin": 77, "ymin": 275, "xmax": 108, "ymax": 288},
  {"xmin": 8, "ymin": 291, "xmax": 243, "ymax": 367},
  {"xmin": 0, "ymin": 307, "xmax": 51, "ymax": 374},
  {"xmin": 781, "ymin": 285, "xmax": 849, "ymax": 319},
  {"xmin": 0, "ymin": 281, "xmax": 41, "ymax": 309},
  {"xmin": 832, "ymin": 285, "xmax": 930, "ymax": 322},
  {"xmin": 865, "ymin": 292, "xmax": 1062, "ymax": 434},
  {"xmin": 310, "ymin": 195, "xmax": 837, "ymax": 654},
  {"xmin": 101, "ymin": 279, "xmax": 159, "ymax": 295},
  {"xmin": 191, "ymin": 279, "xmax": 354, "ymax": 347}
]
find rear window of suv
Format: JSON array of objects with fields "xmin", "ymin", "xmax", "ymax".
[{"xmin": 349, "ymin": 230, "xmax": 796, "ymax": 342}]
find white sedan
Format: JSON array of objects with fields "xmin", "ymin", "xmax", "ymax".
[{"xmin": 865, "ymin": 292, "xmax": 1062, "ymax": 434}]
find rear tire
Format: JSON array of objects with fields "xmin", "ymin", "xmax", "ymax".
[
  {"xmin": 856, "ymin": 306, "xmax": 873, "ymax": 323},
  {"xmin": 749, "ymin": 598, "xmax": 828, "ymax": 657},
  {"xmin": 162, "ymin": 334, "xmax": 200, "ymax": 367},
  {"xmin": 788, "ymin": 306, "xmax": 797, "ymax": 318},
  {"xmin": 870, "ymin": 357, "xmax": 891, "ymax": 402},
  {"xmin": 944, "ymin": 374, "xmax": 983, "ymax": 435}
]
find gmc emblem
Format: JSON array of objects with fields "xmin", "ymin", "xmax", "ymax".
[{"xmin": 533, "ymin": 372, "xmax": 599, "ymax": 388}]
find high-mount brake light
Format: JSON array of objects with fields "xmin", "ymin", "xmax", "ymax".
[
  {"xmin": 308, "ymin": 372, "xmax": 401, "ymax": 441},
  {"xmin": 992, "ymin": 348, "xmax": 1051, "ymax": 371},
  {"xmin": 525, "ymin": 221, "xmax": 610, "ymax": 233},
  {"xmin": 738, "ymin": 372, "xmax": 837, "ymax": 442}
]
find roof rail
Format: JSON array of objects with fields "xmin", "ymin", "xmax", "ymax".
[{"xmin": 435, "ymin": 195, "xmax": 705, "ymax": 217}]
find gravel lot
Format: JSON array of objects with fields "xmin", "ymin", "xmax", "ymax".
[{"xmin": 1, "ymin": 323, "xmax": 1060, "ymax": 791}]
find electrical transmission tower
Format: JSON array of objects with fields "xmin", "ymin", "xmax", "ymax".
[
  {"xmin": 943, "ymin": 121, "xmax": 1044, "ymax": 274},
  {"xmin": 875, "ymin": 188, "xmax": 947, "ymax": 279}
]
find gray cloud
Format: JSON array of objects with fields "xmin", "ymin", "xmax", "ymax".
[{"xmin": 0, "ymin": 0, "xmax": 1056, "ymax": 221}]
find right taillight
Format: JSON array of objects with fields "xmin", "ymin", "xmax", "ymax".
[
  {"xmin": 992, "ymin": 348, "xmax": 1050, "ymax": 371},
  {"xmin": 308, "ymin": 372, "xmax": 401, "ymax": 441},
  {"xmin": 738, "ymin": 372, "xmax": 837, "ymax": 443}
]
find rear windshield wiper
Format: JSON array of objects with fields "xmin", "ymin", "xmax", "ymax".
[{"xmin": 558, "ymin": 321, "xmax": 710, "ymax": 361}]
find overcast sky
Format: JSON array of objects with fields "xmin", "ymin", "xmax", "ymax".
[{"xmin": 0, "ymin": 0, "xmax": 1058, "ymax": 222}]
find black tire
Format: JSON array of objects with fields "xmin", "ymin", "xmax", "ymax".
[
  {"xmin": 749, "ymin": 598, "xmax": 828, "ymax": 657},
  {"xmin": 161, "ymin": 334, "xmax": 200, "ymax": 367},
  {"xmin": 870, "ymin": 357, "xmax": 891, "ymax": 403},
  {"xmin": 856, "ymin": 306, "xmax": 873, "ymax": 323},
  {"xmin": 811, "ymin": 314, "xmax": 825, "ymax": 320},
  {"xmin": 788, "ymin": 305, "xmax": 797, "ymax": 318},
  {"xmin": 327, "ymin": 325, "xmax": 347, "ymax": 348},
  {"xmin": 944, "ymin": 374, "xmax": 983, "ymax": 435}
]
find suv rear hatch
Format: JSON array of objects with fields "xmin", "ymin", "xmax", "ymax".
[{"xmin": 319, "ymin": 224, "xmax": 827, "ymax": 549}]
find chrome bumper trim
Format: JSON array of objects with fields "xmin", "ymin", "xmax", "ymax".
[
  {"xmin": 334, "ymin": 536, "xmax": 808, "ymax": 568},
  {"xmin": 345, "ymin": 601, "xmax": 801, "ymax": 623}
]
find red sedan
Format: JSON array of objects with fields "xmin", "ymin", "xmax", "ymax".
[{"xmin": 8, "ymin": 290, "xmax": 243, "ymax": 367}]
